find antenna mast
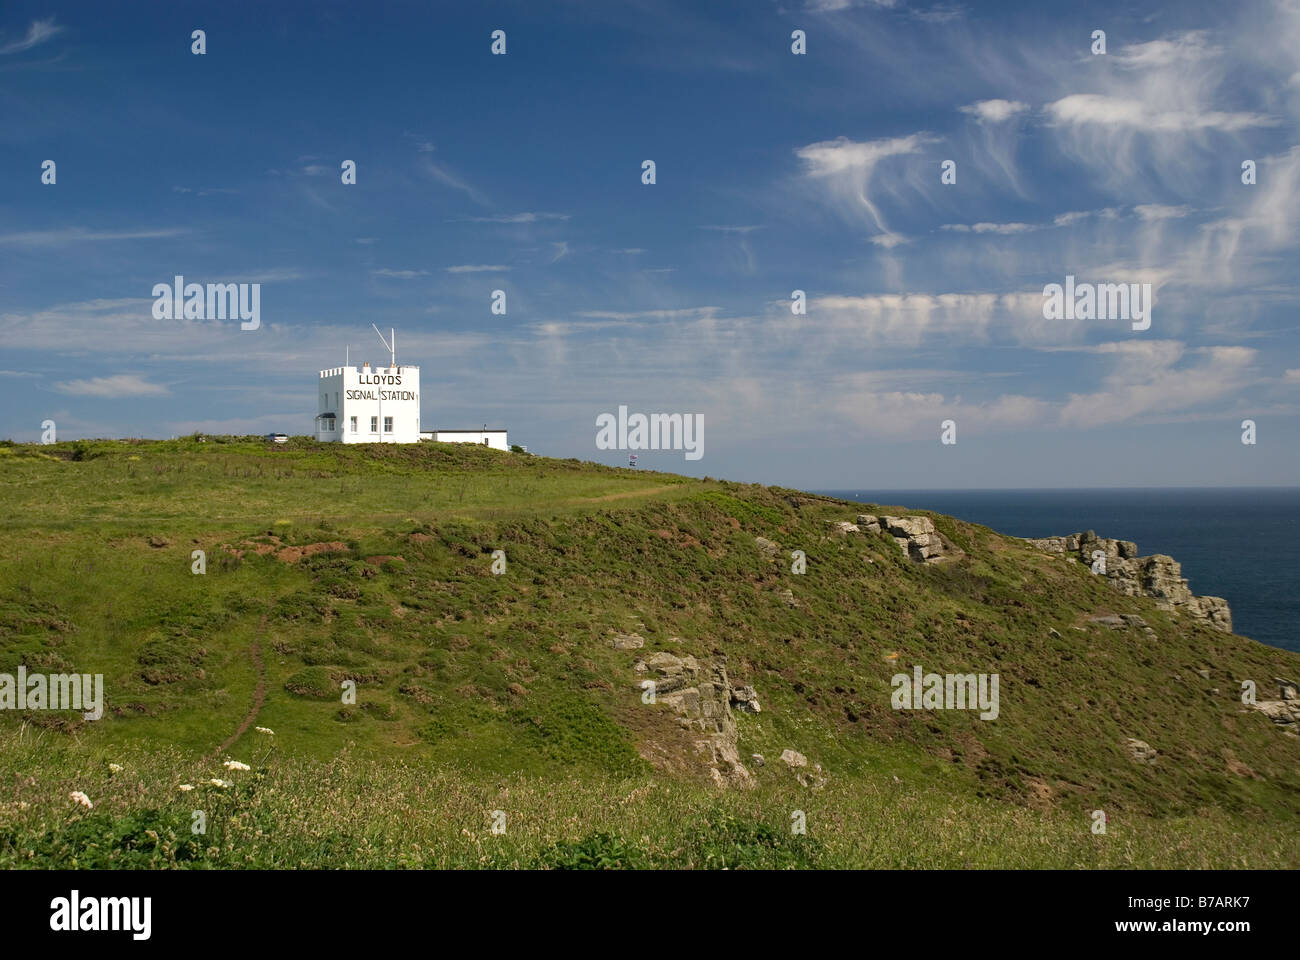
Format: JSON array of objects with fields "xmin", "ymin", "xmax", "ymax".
[{"xmin": 372, "ymin": 324, "xmax": 396, "ymax": 368}]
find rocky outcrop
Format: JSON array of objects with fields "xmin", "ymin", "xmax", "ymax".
[
  {"xmin": 1124, "ymin": 738, "xmax": 1158, "ymax": 764},
  {"xmin": 1088, "ymin": 613, "xmax": 1158, "ymax": 639},
  {"xmin": 633, "ymin": 650, "xmax": 758, "ymax": 787},
  {"xmin": 1249, "ymin": 678, "xmax": 1300, "ymax": 728},
  {"xmin": 1024, "ymin": 531, "xmax": 1232, "ymax": 633},
  {"xmin": 857, "ymin": 514, "xmax": 949, "ymax": 563},
  {"xmin": 780, "ymin": 748, "xmax": 807, "ymax": 768},
  {"xmin": 779, "ymin": 747, "xmax": 828, "ymax": 788}
]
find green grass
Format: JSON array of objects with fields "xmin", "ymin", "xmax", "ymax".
[
  {"xmin": 0, "ymin": 436, "xmax": 1297, "ymax": 868},
  {"xmin": 1, "ymin": 728, "xmax": 1291, "ymax": 869}
]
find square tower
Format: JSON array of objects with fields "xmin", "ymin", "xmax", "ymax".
[{"xmin": 316, "ymin": 363, "xmax": 421, "ymax": 443}]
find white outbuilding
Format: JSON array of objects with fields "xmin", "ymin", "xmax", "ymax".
[{"xmin": 419, "ymin": 429, "xmax": 509, "ymax": 451}]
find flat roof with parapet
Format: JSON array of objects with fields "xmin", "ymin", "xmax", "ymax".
[{"xmin": 319, "ymin": 364, "xmax": 421, "ymax": 376}]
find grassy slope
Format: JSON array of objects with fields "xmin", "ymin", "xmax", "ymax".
[{"xmin": 0, "ymin": 436, "xmax": 1296, "ymax": 868}]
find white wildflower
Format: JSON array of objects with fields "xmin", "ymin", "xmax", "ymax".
[
  {"xmin": 207, "ymin": 778, "xmax": 230, "ymax": 789},
  {"xmin": 69, "ymin": 791, "xmax": 93, "ymax": 809},
  {"xmin": 178, "ymin": 784, "xmax": 194, "ymax": 792},
  {"xmin": 254, "ymin": 727, "xmax": 275, "ymax": 735},
  {"xmin": 223, "ymin": 760, "xmax": 250, "ymax": 772},
  {"xmin": 107, "ymin": 763, "xmax": 122, "ymax": 773}
]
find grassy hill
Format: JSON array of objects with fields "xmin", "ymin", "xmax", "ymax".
[{"xmin": 0, "ymin": 436, "xmax": 1296, "ymax": 868}]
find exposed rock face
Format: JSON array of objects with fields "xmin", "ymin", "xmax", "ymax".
[
  {"xmin": 780, "ymin": 748, "xmax": 807, "ymax": 768},
  {"xmin": 732, "ymin": 684, "xmax": 761, "ymax": 713},
  {"xmin": 754, "ymin": 536, "xmax": 779, "ymax": 557},
  {"xmin": 1024, "ymin": 531, "xmax": 1232, "ymax": 633},
  {"xmin": 1087, "ymin": 613, "xmax": 1158, "ymax": 639},
  {"xmin": 611, "ymin": 632, "xmax": 645, "ymax": 650},
  {"xmin": 1125, "ymin": 738, "xmax": 1158, "ymax": 763},
  {"xmin": 778, "ymin": 747, "xmax": 827, "ymax": 787},
  {"xmin": 857, "ymin": 514, "xmax": 948, "ymax": 563},
  {"xmin": 1253, "ymin": 700, "xmax": 1300, "ymax": 725},
  {"xmin": 634, "ymin": 650, "xmax": 757, "ymax": 786},
  {"xmin": 1249, "ymin": 678, "xmax": 1300, "ymax": 728}
]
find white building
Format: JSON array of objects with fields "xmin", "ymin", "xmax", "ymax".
[
  {"xmin": 420, "ymin": 428, "xmax": 509, "ymax": 451},
  {"xmin": 315, "ymin": 332, "xmax": 507, "ymax": 448},
  {"xmin": 315, "ymin": 362, "xmax": 421, "ymax": 443}
]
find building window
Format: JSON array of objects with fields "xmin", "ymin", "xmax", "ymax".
[
  {"xmin": 482, "ymin": 438, "xmax": 489, "ymax": 445},
  {"xmin": 323, "ymin": 418, "xmax": 335, "ymax": 432},
  {"xmin": 350, "ymin": 416, "xmax": 357, "ymax": 433},
  {"xmin": 371, "ymin": 416, "xmax": 378, "ymax": 432},
  {"xmin": 384, "ymin": 416, "xmax": 393, "ymax": 433}
]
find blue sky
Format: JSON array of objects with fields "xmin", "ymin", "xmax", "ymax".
[{"xmin": 2, "ymin": 0, "xmax": 1298, "ymax": 488}]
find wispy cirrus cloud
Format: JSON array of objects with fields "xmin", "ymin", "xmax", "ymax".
[
  {"xmin": 455, "ymin": 212, "xmax": 570, "ymax": 224},
  {"xmin": 0, "ymin": 17, "xmax": 63, "ymax": 55},
  {"xmin": 941, "ymin": 222, "xmax": 1036, "ymax": 234},
  {"xmin": 419, "ymin": 157, "xmax": 489, "ymax": 206},
  {"xmin": 795, "ymin": 134, "xmax": 933, "ymax": 240},
  {"xmin": 0, "ymin": 227, "xmax": 187, "ymax": 247}
]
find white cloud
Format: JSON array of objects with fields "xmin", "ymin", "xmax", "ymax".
[
  {"xmin": 1181, "ymin": 147, "xmax": 1300, "ymax": 288},
  {"xmin": 1111, "ymin": 32, "xmax": 1218, "ymax": 70},
  {"xmin": 53, "ymin": 375, "xmax": 170, "ymax": 398},
  {"xmin": 1134, "ymin": 204, "xmax": 1191, "ymax": 221},
  {"xmin": 941, "ymin": 222, "xmax": 1035, "ymax": 234},
  {"xmin": 1060, "ymin": 342, "xmax": 1255, "ymax": 428},
  {"xmin": 812, "ymin": 291, "xmax": 1074, "ymax": 346},
  {"xmin": 824, "ymin": 374, "xmax": 1051, "ymax": 438},
  {"xmin": 1044, "ymin": 94, "xmax": 1276, "ymax": 133},
  {"xmin": 1053, "ymin": 211, "xmax": 1089, "ymax": 227},
  {"xmin": 959, "ymin": 99, "xmax": 1029, "ymax": 123},
  {"xmin": 1052, "ymin": 208, "xmax": 1120, "ymax": 227},
  {"xmin": 795, "ymin": 134, "xmax": 933, "ymax": 237},
  {"xmin": 869, "ymin": 232, "xmax": 908, "ymax": 248},
  {"xmin": 371, "ymin": 268, "xmax": 429, "ymax": 279}
]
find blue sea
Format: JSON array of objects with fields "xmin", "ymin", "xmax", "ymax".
[{"xmin": 815, "ymin": 489, "xmax": 1300, "ymax": 653}]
